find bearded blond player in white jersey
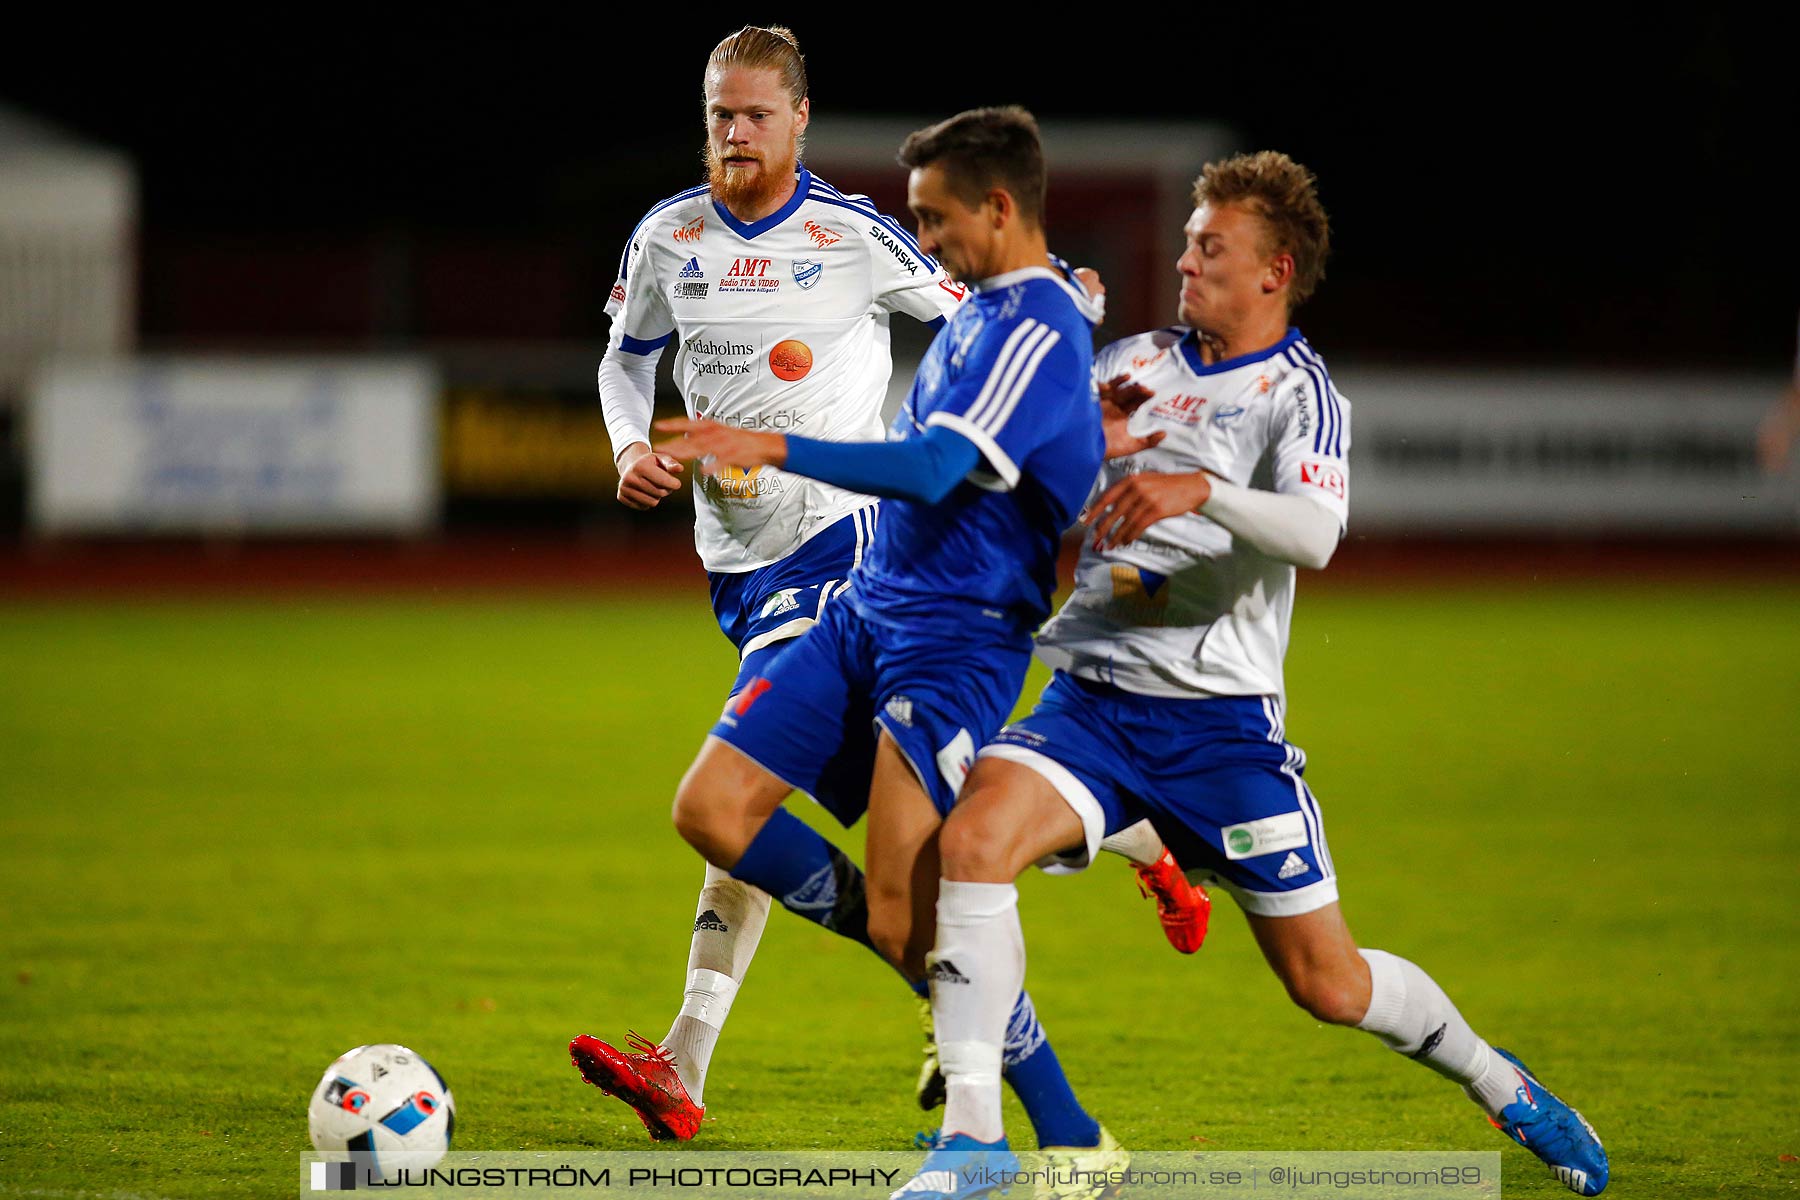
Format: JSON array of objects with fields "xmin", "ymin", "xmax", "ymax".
[
  {"xmin": 572, "ymin": 25, "xmax": 1203, "ymax": 1152},
  {"xmin": 898, "ymin": 152, "xmax": 1611, "ymax": 1200}
]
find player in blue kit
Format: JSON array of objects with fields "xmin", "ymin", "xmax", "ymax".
[
  {"xmin": 574, "ymin": 28, "xmax": 1202, "ymax": 1151},
  {"xmin": 908, "ymin": 151, "xmax": 1611, "ymax": 1198},
  {"xmin": 657, "ymin": 107, "xmax": 1127, "ymax": 1194}
]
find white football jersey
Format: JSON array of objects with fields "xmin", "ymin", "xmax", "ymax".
[
  {"xmin": 605, "ymin": 168, "xmax": 965, "ymax": 572},
  {"xmin": 1036, "ymin": 326, "xmax": 1350, "ymax": 700}
]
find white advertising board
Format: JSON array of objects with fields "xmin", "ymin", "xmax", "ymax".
[
  {"xmin": 1335, "ymin": 368, "xmax": 1797, "ymax": 532},
  {"xmin": 28, "ymin": 357, "xmax": 439, "ymax": 534}
]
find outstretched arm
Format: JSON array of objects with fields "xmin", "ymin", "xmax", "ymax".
[
  {"xmin": 1088, "ymin": 471, "xmax": 1341, "ymax": 569},
  {"xmin": 654, "ymin": 418, "xmax": 982, "ymax": 506},
  {"xmin": 1200, "ymin": 478, "xmax": 1342, "ymax": 569}
]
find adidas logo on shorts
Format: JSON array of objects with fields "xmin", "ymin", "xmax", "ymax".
[
  {"xmin": 760, "ymin": 588, "xmax": 802, "ymax": 618},
  {"xmin": 1278, "ymin": 851, "xmax": 1310, "ymax": 880}
]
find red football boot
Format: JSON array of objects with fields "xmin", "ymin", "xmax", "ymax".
[
  {"xmin": 569, "ymin": 1032, "xmax": 704, "ymax": 1141},
  {"xmin": 1134, "ymin": 849, "xmax": 1211, "ymax": 954}
]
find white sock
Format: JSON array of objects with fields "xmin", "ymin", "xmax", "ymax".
[
  {"xmin": 1356, "ymin": 948, "xmax": 1518, "ymax": 1117},
  {"xmin": 1099, "ymin": 819, "xmax": 1165, "ymax": 867},
  {"xmin": 661, "ymin": 864, "xmax": 771, "ymax": 1103},
  {"xmin": 931, "ymin": 880, "xmax": 1022, "ymax": 1144},
  {"xmin": 1464, "ymin": 1045, "xmax": 1533, "ymax": 1118}
]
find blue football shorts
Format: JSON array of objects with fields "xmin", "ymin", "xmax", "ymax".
[
  {"xmin": 709, "ymin": 591, "xmax": 1033, "ymax": 825},
  {"xmin": 708, "ymin": 506, "xmax": 876, "ymax": 694},
  {"xmin": 981, "ymin": 671, "xmax": 1339, "ymax": 917}
]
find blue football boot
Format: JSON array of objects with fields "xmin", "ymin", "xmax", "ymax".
[
  {"xmin": 891, "ymin": 1131, "xmax": 1020, "ymax": 1200},
  {"xmin": 1489, "ymin": 1048, "xmax": 1609, "ymax": 1195}
]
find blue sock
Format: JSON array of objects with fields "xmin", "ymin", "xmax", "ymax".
[
  {"xmin": 1002, "ymin": 991, "xmax": 1101, "ymax": 1148},
  {"xmin": 731, "ymin": 807, "xmax": 882, "ymax": 958}
]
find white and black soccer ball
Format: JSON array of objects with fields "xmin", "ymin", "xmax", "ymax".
[{"xmin": 308, "ymin": 1044, "xmax": 455, "ymax": 1179}]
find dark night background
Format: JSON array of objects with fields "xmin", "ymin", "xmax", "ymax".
[{"xmin": 5, "ymin": 6, "xmax": 1795, "ymax": 365}]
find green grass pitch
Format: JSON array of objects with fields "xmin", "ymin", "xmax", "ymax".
[{"xmin": 2, "ymin": 583, "xmax": 1798, "ymax": 1197}]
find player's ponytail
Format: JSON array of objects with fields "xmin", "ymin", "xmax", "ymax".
[{"xmin": 705, "ymin": 25, "xmax": 808, "ymax": 113}]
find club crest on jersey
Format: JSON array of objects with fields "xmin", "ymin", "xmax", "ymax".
[
  {"xmin": 949, "ymin": 315, "xmax": 984, "ymax": 369},
  {"xmin": 792, "ymin": 259, "xmax": 822, "ymax": 290},
  {"xmin": 673, "ymin": 217, "xmax": 704, "ymax": 244},
  {"xmin": 920, "ymin": 353, "xmax": 945, "ymax": 394}
]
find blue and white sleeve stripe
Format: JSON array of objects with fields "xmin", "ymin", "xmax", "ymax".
[
  {"xmin": 1261, "ymin": 697, "xmax": 1334, "ymax": 878},
  {"xmin": 920, "ymin": 318, "xmax": 1062, "ymax": 491},
  {"xmin": 967, "ymin": 319, "xmax": 1061, "ymax": 436},
  {"xmin": 620, "ymin": 332, "xmax": 673, "ymax": 355},
  {"xmin": 1291, "ymin": 342, "xmax": 1346, "ymax": 457},
  {"xmin": 1283, "ymin": 346, "xmax": 1346, "ymax": 458}
]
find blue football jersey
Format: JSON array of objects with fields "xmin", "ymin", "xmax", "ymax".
[{"xmin": 847, "ymin": 265, "xmax": 1104, "ymax": 634}]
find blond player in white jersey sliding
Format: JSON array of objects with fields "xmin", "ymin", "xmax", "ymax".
[
  {"xmin": 573, "ymin": 25, "xmax": 1203, "ymax": 1154},
  {"xmin": 896, "ymin": 152, "xmax": 1610, "ymax": 1200}
]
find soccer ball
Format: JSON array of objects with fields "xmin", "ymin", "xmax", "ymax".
[{"xmin": 308, "ymin": 1044, "xmax": 455, "ymax": 1179}]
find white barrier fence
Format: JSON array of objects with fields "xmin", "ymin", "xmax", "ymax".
[
  {"xmin": 1321, "ymin": 366, "xmax": 1795, "ymax": 533},
  {"xmin": 27, "ymin": 357, "xmax": 439, "ymax": 534},
  {"xmin": 22, "ymin": 356, "xmax": 1796, "ymax": 537}
]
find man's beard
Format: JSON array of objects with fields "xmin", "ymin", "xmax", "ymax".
[{"xmin": 707, "ymin": 141, "xmax": 797, "ymax": 212}]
